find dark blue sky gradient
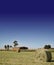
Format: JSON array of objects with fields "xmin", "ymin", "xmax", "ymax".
[{"xmin": 0, "ymin": 0, "xmax": 54, "ymax": 48}]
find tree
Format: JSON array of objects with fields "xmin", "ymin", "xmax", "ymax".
[
  {"xmin": 4, "ymin": 45, "xmax": 9, "ymax": 50},
  {"xmin": 4, "ymin": 45, "xmax": 7, "ymax": 50},
  {"xmin": 13, "ymin": 40, "xmax": 18, "ymax": 47},
  {"xmin": 7, "ymin": 45, "xmax": 9, "ymax": 50},
  {"xmin": 44, "ymin": 44, "xmax": 51, "ymax": 49},
  {"xmin": 10, "ymin": 45, "xmax": 12, "ymax": 48}
]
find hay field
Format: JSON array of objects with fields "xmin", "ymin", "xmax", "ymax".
[{"xmin": 0, "ymin": 51, "xmax": 54, "ymax": 65}]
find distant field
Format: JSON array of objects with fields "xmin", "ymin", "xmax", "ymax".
[{"xmin": 0, "ymin": 50, "xmax": 54, "ymax": 65}]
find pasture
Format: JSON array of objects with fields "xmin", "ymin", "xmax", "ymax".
[{"xmin": 0, "ymin": 50, "xmax": 54, "ymax": 65}]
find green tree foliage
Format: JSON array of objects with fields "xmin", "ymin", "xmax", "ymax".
[
  {"xmin": 4, "ymin": 45, "xmax": 7, "ymax": 50},
  {"xmin": 7, "ymin": 45, "xmax": 9, "ymax": 50},
  {"xmin": 4, "ymin": 45, "xmax": 10, "ymax": 50},
  {"xmin": 13, "ymin": 40, "xmax": 18, "ymax": 47},
  {"xmin": 20, "ymin": 46, "xmax": 28, "ymax": 49},
  {"xmin": 10, "ymin": 45, "xmax": 12, "ymax": 48},
  {"xmin": 44, "ymin": 45, "xmax": 51, "ymax": 49}
]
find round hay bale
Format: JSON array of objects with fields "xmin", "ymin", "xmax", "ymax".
[
  {"xmin": 35, "ymin": 48, "xmax": 52, "ymax": 62},
  {"xmin": 17, "ymin": 48, "xmax": 20, "ymax": 53},
  {"xmin": 46, "ymin": 51, "xmax": 52, "ymax": 62}
]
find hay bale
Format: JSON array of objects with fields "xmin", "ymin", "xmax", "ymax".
[
  {"xmin": 17, "ymin": 48, "xmax": 20, "ymax": 53},
  {"xmin": 46, "ymin": 51, "xmax": 52, "ymax": 62},
  {"xmin": 35, "ymin": 48, "xmax": 52, "ymax": 62}
]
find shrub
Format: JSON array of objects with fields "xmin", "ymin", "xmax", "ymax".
[{"xmin": 20, "ymin": 46, "xmax": 28, "ymax": 49}]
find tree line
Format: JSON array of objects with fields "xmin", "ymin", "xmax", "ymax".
[
  {"xmin": 4, "ymin": 40, "xmax": 18, "ymax": 50},
  {"xmin": 4, "ymin": 40, "xmax": 52, "ymax": 50}
]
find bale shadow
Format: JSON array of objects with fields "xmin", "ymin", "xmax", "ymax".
[{"xmin": 51, "ymin": 60, "xmax": 54, "ymax": 62}]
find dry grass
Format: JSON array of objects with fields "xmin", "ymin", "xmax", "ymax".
[{"xmin": 0, "ymin": 50, "xmax": 54, "ymax": 65}]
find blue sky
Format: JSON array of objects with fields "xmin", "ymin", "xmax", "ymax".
[
  {"xmin": 0, "ymin": 0, "xmax": 54, "ymax": 49},
  {"xmin": 0, "ymin": 14, "xmax": 54, "ymax": 49}
]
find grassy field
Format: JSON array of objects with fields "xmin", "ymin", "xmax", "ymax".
[{"xmin": 0, "ymin": 51, "xmax": 54, "ymax": 65}]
